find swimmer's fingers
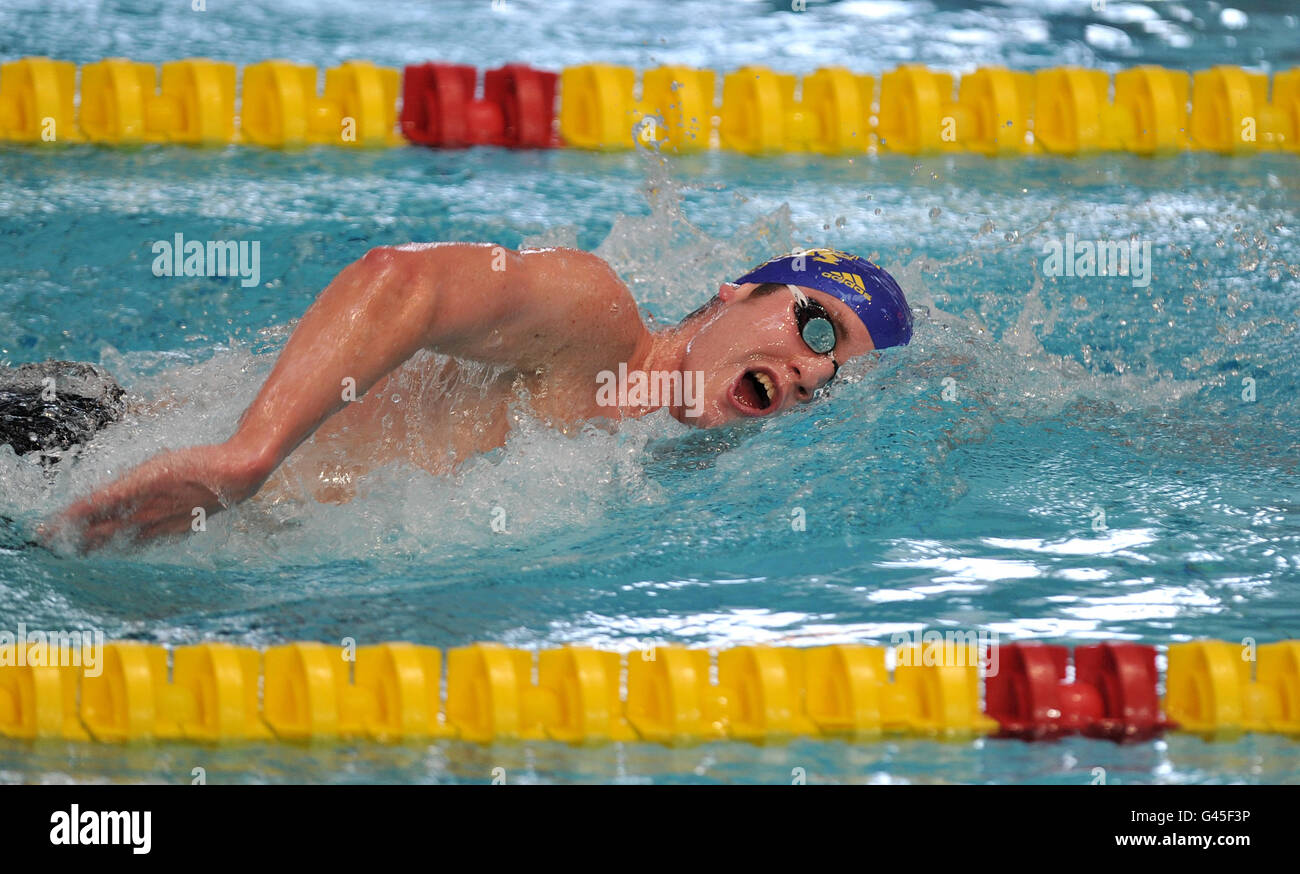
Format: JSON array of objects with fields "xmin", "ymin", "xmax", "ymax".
[
  {"xmin": 38, "ymin": 496, "xmax": 113, "ymax": 551},
  {"xmin": 74, "ymin": 511, "xmax": 188, "ymax": 552},
  {"xmin": 49, "ymin": 515, "xmax": 122, "ymax": 553},
  {"xmin": 44, "ymin": 490, "xmax": 152, "ymax": 552},
  {"xmin": 43, "ymin": 445, "xmax": 243, "ymax": 552},
  {"xmin": 57, "ymin": 483, "xmax": 217, "ymax": 552}
]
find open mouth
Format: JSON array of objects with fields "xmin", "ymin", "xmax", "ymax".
[{"xmin": 730, "ymin": 368, "xmax": 778, "ymax": 415}]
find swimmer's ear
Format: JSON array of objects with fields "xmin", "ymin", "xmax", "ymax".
[{"xmin": 718, "ymin": 282, "xmax": 756, "ymax": 303}]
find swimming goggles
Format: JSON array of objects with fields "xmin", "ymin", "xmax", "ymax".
[{"xmin": 788, "ymin": 285, "xmax": 840, "ymax": 377}]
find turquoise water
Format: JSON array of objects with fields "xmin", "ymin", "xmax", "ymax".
[{"xmin": 1, "ymin": 1, "xmax": 1298, "ymax": 783}]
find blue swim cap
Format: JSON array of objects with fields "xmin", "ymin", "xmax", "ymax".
[{"xmin": 734, "ymin": 248, "xmax": 913, "ymax": 349}]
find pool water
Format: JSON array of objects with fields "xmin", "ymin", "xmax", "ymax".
[{"xmin": 1, "ymin": 1, "xmax": 1298, "ymax": 783}]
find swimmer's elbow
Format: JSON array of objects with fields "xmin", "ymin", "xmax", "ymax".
[
  {"xmin": 360, "ymin": 245, "xmax": 398, "ymax": 265},
  {"xmin": 353, "ymin": 243, "xmax": 525, "ymax": 347},
  {"xmin": 368, "ymin": 242, "xmax": 517, "ymax": 294},
  {"xmin": 353, "ymin": 245, "xmax": 442, "ymax": 312},
  {"xmin": 356, "ymin": 245, "xmax": 410, "ymax": 280}
]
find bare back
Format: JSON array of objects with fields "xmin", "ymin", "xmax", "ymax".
[
  {"xmin": 263, "ymin": 247, "xmax": 648, "ymax": 502},
  {"xmin": 53, "ymin": 244, "xmax": 655, "ymax": 549}
]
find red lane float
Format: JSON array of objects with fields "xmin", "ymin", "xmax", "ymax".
[
  {"xmin": 986, "ymin": 642, "xmax": 1174, "ymax": 742},
  {"xmin": 400, "ymin": 62, "xmax": 557, "ymax": 148}
]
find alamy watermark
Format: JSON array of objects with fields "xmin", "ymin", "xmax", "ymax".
[
  {"xmin": 151, "ymin": 232, "xmax": 261, "ymax": 288},
  {"xmin": 595, "ymin": 363, "xmax": 705, "ymax": 418},
  {"xmin": 49, "ymin": 804, "xmax": 150, "ymax": 854},
  {"xmin": 0, "ymin": 623, "xmax": 104, "ymax": 676},
  {"xmin": 890, "ymin": 628, "xmax": 1001, "ymax": 676},
  {"xmin": 1042, "ymin": 233, "xmax": 1152, "ymax": 288}
]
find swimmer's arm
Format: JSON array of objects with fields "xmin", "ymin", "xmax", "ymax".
[
  {"xmin": 229, "ymin": 243, "xmax": 630, "ymax": 481},
  {"xmin": 51, "ymin": 244, "xmax": 630, "ymax": 549}
]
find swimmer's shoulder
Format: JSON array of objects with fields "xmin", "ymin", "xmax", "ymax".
[
  {"xmin": 518, "ymin": 246, "xmax": 630, "ymax": 301},
  {"xmin": 517, "ymin": 246, "xmax": 643, "ymax": 341},
  {"xmin": 384, "ymin": 243, "xmax": 643, "ymax": 367},
  {"xmin": 384, "ymin": 243, "xmax": 632, "ymax": 314}
]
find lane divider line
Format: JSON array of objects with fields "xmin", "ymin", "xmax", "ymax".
[
  {"xmin": 1, "ymin": 639, "xmax": 1296, "ymax": 744},
  {"xmin": 1, "ymin": 57, "xmax": 1296, "ymax": 154}
]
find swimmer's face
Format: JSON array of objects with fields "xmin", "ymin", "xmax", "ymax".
[{"xmin": 681, "ymin": 282, "xmax": 875, "ymax": 427}]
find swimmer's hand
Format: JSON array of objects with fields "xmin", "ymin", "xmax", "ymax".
[
  {"xmin": 42, "ymin": 243, "xmax": 626, "ymax": 551},
  {"xmin": 43, "ymin": 442, "xmax": 267, "ymax": 552}
]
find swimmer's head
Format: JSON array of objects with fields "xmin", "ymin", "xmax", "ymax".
[
  {"xmin": 733, "ymin": 248, "xmax": 913, "ymax": 349},
  {"xmin": 674, "ymin": 248, "xmax": 912, "ymax": 427}
]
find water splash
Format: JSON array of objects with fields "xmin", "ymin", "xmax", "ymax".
[{"xmin": 0, "ymin": 158, "xmax": 1284, "ymax": 574}]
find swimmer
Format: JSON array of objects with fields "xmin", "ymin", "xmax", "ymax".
[{"xmin": 31, "ymin": 245, "xmax": 911, "ymax": 550}]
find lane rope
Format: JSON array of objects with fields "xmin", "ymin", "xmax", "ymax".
[
  {"xmin": 0, "ymin": 57, "xmax": 1295, "ymax": 155},
  {"xmin": 1, "ymin": 639, "xmax": 1296, "ymax": 744}
]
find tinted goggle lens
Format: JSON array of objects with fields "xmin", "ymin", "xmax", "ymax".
[{"xmin": 796, "ymin": 299, "xmax": 837, "ymax": 355}]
